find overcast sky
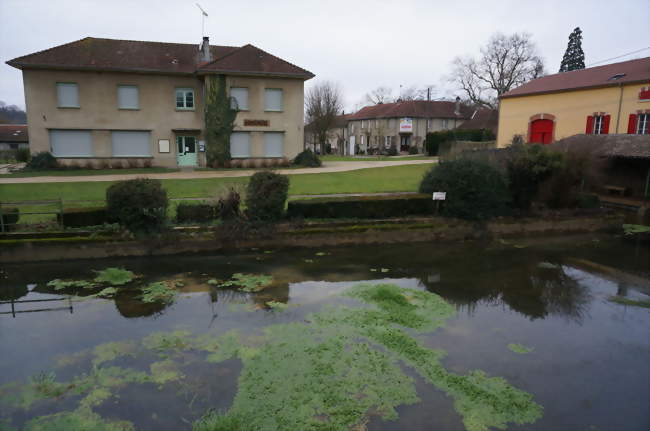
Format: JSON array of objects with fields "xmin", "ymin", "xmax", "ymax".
[{"xmin": 1, "ymin": 0, "xmax": 649, "ymax": 112}]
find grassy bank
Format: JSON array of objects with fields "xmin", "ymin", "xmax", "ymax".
[
  {"xmin": 0, "ymin": 167, "xmax": 179, "ymax": 178},
  {"xmin": 0, "ymin": 164, "xmax": 432, "ymax": 202}
]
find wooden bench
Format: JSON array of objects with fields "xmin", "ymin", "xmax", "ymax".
[{"xmin": 604, "ymin": 185, "xmax": 628, "ymax": 196}]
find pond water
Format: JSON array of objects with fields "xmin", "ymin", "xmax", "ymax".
[{"xmin": 0, "ymin": 235, "xmax": 649, "ymax": 431}]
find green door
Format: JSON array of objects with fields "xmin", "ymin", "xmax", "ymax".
[{"xmin": 176, "ymin": 136, "xmax": 198, "ymax": 167}]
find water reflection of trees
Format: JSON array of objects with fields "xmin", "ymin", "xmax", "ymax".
[{"xmin": 419, "ymin": 263, "xmax": 591, "ymax": 322}]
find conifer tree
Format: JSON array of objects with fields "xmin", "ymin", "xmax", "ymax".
[
  {"xmin": 559, "ymin": 27, "xmax": 585, "ymax": 72},
  {"xmin": 204, "ymin": 75, "xmax": 237, "ymax": 166}
]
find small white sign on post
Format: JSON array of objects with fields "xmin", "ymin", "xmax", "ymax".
[{"xmin": 432, "ymin": 192, "xmax": 446, "ymax": 201}]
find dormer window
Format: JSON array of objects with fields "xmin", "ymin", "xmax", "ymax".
[{"xmin": 608, "ymin": 73, "xmax": 626, "ymax": 81}]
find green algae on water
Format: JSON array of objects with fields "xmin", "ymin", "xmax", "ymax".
[
  {"xmin": 609, "ymin": 296, "xmax": 650, "ymax": 308},
  {"xmin": 140, "ymin": 281, "xmax": 178, "ymax": 304},
  {"xmin": 265, "ymin": 301, "xmax": 288, "ymax": 311},
  {"xmin": 195, "ymin": 283, "xmax": 543, "ymax": 431},
  {"xmin": 508, "ymin": 343, "xmax": 534, "ymax": 354},
  {"xmin": 93, "ymin": 268, "xmax": 135, "ymax": 286},
  {"xmin": 218, "ymin": 273, "xmax": 273, "ymax": 292},
  {"xmin": 46, "ymin": 279, "xmax": 95, "ymax": 290}
]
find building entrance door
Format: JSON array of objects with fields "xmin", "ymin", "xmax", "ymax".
[
  {"xmin": 400, "ymin": 135, "xmax": 411, "ymax": 152},
  {"xmin": 529, "ymin": 120, "xmax": 553, "ymax": 145},
  {"xmin": 176, "ymin": 136, "xmax": 198, "ymax": 166}
]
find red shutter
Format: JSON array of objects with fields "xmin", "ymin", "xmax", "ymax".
[
  {"xmin": 627, "ymin": 114, "xmax": 638, "ymax": 134},
  {"xmin": 640, "ymin": 89, "xmax": 650, "ymax": 100},
  {"xmin": 602, "ymin": 115, "xmax": 611, "ymax": 134},
  {"xmin": 585, "ymin": 116, "xmax": 594, "ymax": 134}
]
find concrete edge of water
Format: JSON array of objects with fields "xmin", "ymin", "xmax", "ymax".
[{"xmin": 0, "ymin": 214, "xmax": 626, "ymax": 264}]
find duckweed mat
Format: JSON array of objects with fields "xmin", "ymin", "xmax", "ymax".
[{"xmin": 0, "ymin": 283, "xmax": 542, "ymax": 431}]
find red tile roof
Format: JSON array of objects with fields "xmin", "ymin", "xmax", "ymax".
[
  {"xmin": 0, "ymin": 124, "xmax": 28, "ymax": 143},
  {"xmin": 456, "ymin": 108, "xmax": 499, "ymax": 134},
  {"xmin": 6, "ymin": 37, "xmax": 313, "ymax": 79},
  {"xmin": 197, "ymin": 44, "xmax": 314, "ymax": 79},
  {"xmin": 501, "ymin": 57, "xmax": 650, "ymax": 99},
  {"xmin": 347, "ymin": 100, "xmax": 472, "ymax": 120}
]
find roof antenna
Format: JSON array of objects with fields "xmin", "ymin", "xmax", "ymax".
[{"xmin": 196, "ymin": 3, "xmax": 208, "ymax": 38}]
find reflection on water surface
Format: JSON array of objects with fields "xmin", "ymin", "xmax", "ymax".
[{"xmin": 0, "ymin": 235, "xmax": 648, "ymax": 430}]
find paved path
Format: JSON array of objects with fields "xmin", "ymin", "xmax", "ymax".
[{"xmin": 0, "ymin": 160, "xmax": 435, "ymax": 184}]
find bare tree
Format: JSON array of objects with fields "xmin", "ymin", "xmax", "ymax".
[
  {"xmin": 365, "ymin": 86, "xmax": 394, "ymax": 104},
  {"xmin": 450, "ymin": 33, "xmax": 545, "ymax": 109},
  {"xmin": 305, "ymin": 81, "xmax": 343, "ymax": 155},
  {"xmin": 399, "ymin": 85, "xmax": 436, "ymax": 101}
]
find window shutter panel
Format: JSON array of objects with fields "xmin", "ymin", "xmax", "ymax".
[
  {"xmin": 585, "ymin": 116, "xmax": 594, "ymax": 134},
  {"xmin": 602, "ymin": 115, "xmax": 611, "ymax": 134},
  {"xmin": 627, "ymin": 114, "xmax": 637, "ymax": 134}
]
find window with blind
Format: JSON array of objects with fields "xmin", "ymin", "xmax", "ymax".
[
  {"xmin": 264, "ymin": 89, "xmax": 283, "ymax": 111},
  {"xmin": 636, "ymin": 114, "xmax": 649, "ymax": 135},
  {"xmin": 56, "ymin": 83, "xmax": 79, "ymax": 108},
  {"xmin": 264, "ymin": 132, "xmax": 284, "ymax": 157},
  {"xmin": 111, "ymin": 131, "xmax": 151, "ymax": 156},
  {"xmin": 176, "ymin": 88, "xmax": 194, "ymax": 109},
  {"xmin": 230, "ymin": 132, "xmax": 251, "ymax": 158},
  {"xmin": 49, "ymin": 130, "xmax": 92, "ymax": 157},
  {"xmin": 117, "ymin": 85, "xmax": 139, "ymax": 109},
  {"xmin": 230, "ymin": 87, "xmax": 249, "ymax": 110}
]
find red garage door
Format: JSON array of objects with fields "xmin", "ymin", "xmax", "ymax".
[{"xmin": 529, "ymin": 119, "xmax": 554, "ymax": 144}]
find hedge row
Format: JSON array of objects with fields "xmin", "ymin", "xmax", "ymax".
[
  {"xmin": 1, "ymin": 207, "xmax": 20, "ymax": 232},
  {"xmin": 287, "ymin": 194, "xmax": 436, "ymax": 219},
  {"xmin": 58, "ymin": 207, "xmax": 109, "ymax": 227},
  {"xmin": 176, "ymin": 203, "xmax": 216, "ymax": 223}
]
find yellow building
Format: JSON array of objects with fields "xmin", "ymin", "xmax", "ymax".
[{"xmin": 497, "ymin": 57, "xmax": 650, "ymax": 148}]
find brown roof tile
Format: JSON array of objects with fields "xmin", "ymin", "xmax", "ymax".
[
  {"xmin": 6, "ymin": 37, "xmax": 313, "ymax": 79},
  {"xmin": 0, "ymin": 125, "xmax": 28, "ymax": 143},
  {"xmin": 198, "ymin": 44, "xmax": 314, "ymax": 79},
  {"xmin": 456, "ymin": 108, "xmax": 499, "ymax": 133},
  {"xmin": 501, "ymin": 57, "xmax": 650, "ymax": 99},
  {"xmin": 551, "ymin": 134, "xmax": 650, "ymax": 159},
  {"xmin": 348, "ymin": 100, "xmax": 472, "ymax": 120}
]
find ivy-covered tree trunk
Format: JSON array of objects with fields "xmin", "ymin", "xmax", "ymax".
[{"xmin": 204, "ymin": 75, "xmax": 237, "ymax": 167}]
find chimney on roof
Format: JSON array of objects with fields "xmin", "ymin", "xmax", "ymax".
[
  {"xmin": 200, "ymin": 36, "xmax": 212, "ymax": 63},
  {"xmin": 454, "ymin": 96, "xmax": 461, "ymax": 116}
]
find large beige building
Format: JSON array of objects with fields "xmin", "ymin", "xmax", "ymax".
[
  {"xmin": 497, "ymin": 57, "xmax": 650, "ymax": 147},
  {"xmin": 346, "ymin": 99, "xmax": 472, "ymax": 154},
  {"xmin": 7, "ymin": 37, "xmax": 314, "ymax": 168}
]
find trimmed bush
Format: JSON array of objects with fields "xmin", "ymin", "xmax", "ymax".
[
  {"xmin": 287, "ymin": 194, "xmax": 435, "ymax": 219},
  {"xmin": 245, "ymin": 171, "xmax": 289, "ymax": 221},
  {"xmin": 387, "ymin": 144, "xmax": 398, "ymax": 156},
  {"xmin": 59, "ymin": 207, "xmax": 109, "ymax": 227},
  {"xmin": 419, "ymin": 159, "xmax": 509, "ymax": 220},
  {"xmin": 293, "ymin": 149, "xmax": 322, "ymax": 167},
  {"xmin": 506, "ymin": 144, "xmax": 564, "ymax": 211},
  {"xmin": 176, "ymin": 203, "xmax": 216, "ymax": 224},
  {"xmin": 15, "ymin": 148, "xmax": 31, "ymax": 163},
  {"xmin": 106, "ymin": 178, "xmax": 168, "ymax": 234},
  {"xmin": 26, "ymin": 152, "xmax": 58, "ymax": 170},
  {"xmin": 0, "ymin": 207, "xmax": 20, "ymax": 232},
  {"xmin": 408, "ymin": 146, "xmax": 419, "ymax": 155}
]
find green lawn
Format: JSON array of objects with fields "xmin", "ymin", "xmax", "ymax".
[
  {"xmin": 321, "ymin": 155, "xmax": 435, "ymax": 162},
  {"xmin": 0, "ymin": 167, "xmax": 178, "ymax": 178},
  {"xmin": 0, "ymin": 164, "xmax": 433, "ymax": 203}
]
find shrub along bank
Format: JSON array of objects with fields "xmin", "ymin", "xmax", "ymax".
[{"xmin": 288, "ymin": 194, "xmax": 435, "ymax": 219}]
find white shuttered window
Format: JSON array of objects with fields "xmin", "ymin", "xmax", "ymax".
[
  {"xmin": 264, "ymin": 132, "xmax": 283, "ymax": 157},
  {"xmin": 50, "ymin": 130, "xmax": 92, "ymax": 157},
  {"xmin": 230, "ymin": 132, "xmax": 251, "ymax": 158},
  {"xmin": 117, "ymin": 85, "xmax": 139, "ymax": 109},
  {"xmin": 230, "ymin": 87, "xmax": 249, "ymax": 110},
  {"xmin": 264, "ymin": 89, "xmax": 283, "ymax": 111},
  {"xmin": 111, "ymin": 131, "xmax": 151, "ymax": 156},
  {"xmin": 57, "ymin": 83, "xmax": 79, "ymax": 108}
]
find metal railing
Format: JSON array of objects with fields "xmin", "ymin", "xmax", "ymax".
[
  {"xmin": 0, "ymin": 297, "xmax": 73, "ymax": 317},
  {"xmin": 0, "ymin": 199, "xmax": 64, "ymax": 232}
]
